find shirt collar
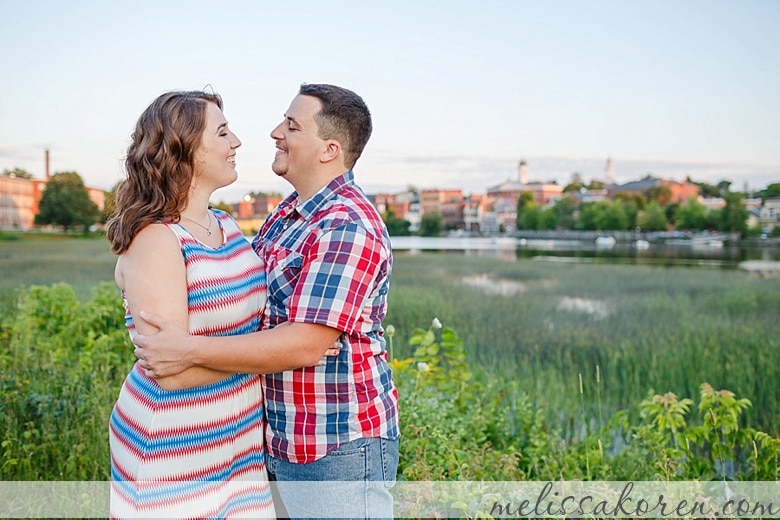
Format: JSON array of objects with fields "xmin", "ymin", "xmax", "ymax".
[{"xmin": 284, "ymin": 171, "xmax": 355, "ymax": 221}]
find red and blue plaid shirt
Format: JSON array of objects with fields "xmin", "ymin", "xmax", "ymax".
[{"xmin": 252, "ymin": 171, "xmax": 399, "ymax": 463}]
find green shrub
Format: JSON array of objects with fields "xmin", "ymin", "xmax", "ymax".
[{"xmin": 1, "ymin": 282, "xmax": 131, "ymax": 480}]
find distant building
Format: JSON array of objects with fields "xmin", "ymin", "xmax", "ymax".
[
  {"xmin": 487, "ymin": 160, "xmax": 563, "ymax": 207},
  {"xmin": 700, "ymin": 197, "xmax": 726, "ymax": 211},
  {"xmin": 233, "ymin": 193, "xmax": 282, "ymax": 218},
  {"xmin": 394, "ymin": 191, "xmax": 421, "ymax": 232},
  {"xmin": 760, "ymin": 197, "xmax": 780, "ymax": 226},
  {"xmin": 608, "ymin": 176, "xmax": 699, "ymax": 204},
  {"xmin": 463, "ymin": 194, "xmax": 484, "ymax": 232},
  {"xmin": 604, "ymin": 157, "xmax": 616, "ymax": 185},
  {"xmin": 420, "ymin": 188, "xmax": 464, "ymax": 229},
  {"xmin": 368, "ymin": 191, "xmax": 420, "ymax": 232},
  {"xmin": 575, "ymin": 188, "xmax": 609, "ymax": 204},
  {"xmin": 489, "ymin": 197, "xmax": 518, "ymax": 233},
  {"xmin": 0, "ymin": 175, "xmax": 47, "ymax": 229},
  {"xmin": 231, "ymin": 193, "xmax": 283, "ymax": 235},
  {"xmin": 0, "ymin": 152, "xmax": 106, "ymax": 230}
]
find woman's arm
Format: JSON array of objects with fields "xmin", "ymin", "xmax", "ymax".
[{"xmin": 117, "ymin": 224, "xmax": 233, "ymax": 390}]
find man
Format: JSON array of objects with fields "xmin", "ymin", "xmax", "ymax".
[{"xmin": 133, "ymin": 83, "xmax": 399, "ymax": 519}]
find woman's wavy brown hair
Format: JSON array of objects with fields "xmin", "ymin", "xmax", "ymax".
[{"xmin": 106, "ymin": 90, "xmax": 223, "ymax": 254}]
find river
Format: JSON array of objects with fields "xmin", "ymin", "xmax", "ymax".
[{"xmin": 389, "ymin": 235, "xmax": 780, "ymax": 270}]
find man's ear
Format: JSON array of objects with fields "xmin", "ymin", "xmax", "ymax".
[{"xmin": 320, "ymin": 140, "xmax": 342, "ymax": 164}]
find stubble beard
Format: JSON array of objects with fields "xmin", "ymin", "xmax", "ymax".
[{"xmin": 271, "ymin": 160, "xmax": 287, "ymax": 177}]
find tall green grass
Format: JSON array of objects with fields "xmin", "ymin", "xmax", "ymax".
[{"xmin": 385, "ymin": 253, "xmax": 780, "ymax": 436}]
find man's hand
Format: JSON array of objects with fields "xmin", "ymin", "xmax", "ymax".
[
  {"xmin": 133, "ymin": 310, "xmax": 196, "ymax": 378},
  {"xmin": 134, "ymin": 311, "xmax": 343, "ymax": 377}
]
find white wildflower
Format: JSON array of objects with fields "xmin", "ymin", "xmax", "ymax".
[
  {"xmin": 417, "ymin": 362, "xmax": 430, "ymax": 372},
  {"xmin": 431, "ymin": 317, "xmax": 442, "ymax": 329}
]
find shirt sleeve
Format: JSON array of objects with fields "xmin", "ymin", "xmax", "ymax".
[{"xmin": 287, "ymin": 222, "xmax": 388, "ymax": 334}]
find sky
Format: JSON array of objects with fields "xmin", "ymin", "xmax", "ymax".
[{"xmin": 1, "ymin": 0, "xmax": 779, "ymax": 203}]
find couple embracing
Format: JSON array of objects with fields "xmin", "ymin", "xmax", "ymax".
[{"xmin": 106, "ymin": 83, "xmax": 399, "ymax": 519}]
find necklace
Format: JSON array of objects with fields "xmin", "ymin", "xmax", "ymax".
[{"xmin": 181, "ymin": 213, "xmax": 213, "ymax": 236}]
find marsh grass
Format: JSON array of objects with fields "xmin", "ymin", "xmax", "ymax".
[{"xmin": 386, "ymin": 253, "xmax": 780, "ymax": 436}]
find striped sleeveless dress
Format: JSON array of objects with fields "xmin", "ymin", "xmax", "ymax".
[{"xmin": 109, "ymin": 209, "xmax": 275, "ymax": 519}]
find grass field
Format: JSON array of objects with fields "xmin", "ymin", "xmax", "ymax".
[{"xmin": 0, "ymin": 234, "xmax": 116, "ymax": 301}]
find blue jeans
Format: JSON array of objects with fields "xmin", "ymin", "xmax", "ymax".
[{"xmin": 267, "ymin": 437, "xmax": 399, "ymax": 519}]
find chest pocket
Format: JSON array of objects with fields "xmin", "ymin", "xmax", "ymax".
[{"xmin": 265, "ymin": 248, "xmax": 304, "ymax": 309}]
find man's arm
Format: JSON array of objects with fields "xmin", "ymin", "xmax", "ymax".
[{"xmin": 133, "ymin": 311, "xmax": 341, "ymax": 378}]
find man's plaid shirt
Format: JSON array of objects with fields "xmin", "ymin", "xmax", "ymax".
[{"xmin": 252, "ymin": 171, "xmax": 400, "ymax": 463}]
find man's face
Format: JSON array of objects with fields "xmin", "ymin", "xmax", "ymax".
[{"xmin": 270, "ymin": 95, "xmax": 327, "ymax": 180}]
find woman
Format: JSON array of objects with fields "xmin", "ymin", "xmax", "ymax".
[{"xmin": 106, "ymin": 90, "xmax": 273, "ymax": 518}]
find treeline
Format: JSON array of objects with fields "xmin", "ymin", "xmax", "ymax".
[
  {"xmin": 382, "ymin": 180, "xmax": 780, "ymax": 237},
  {"xmin": 516, "ymin": 191, "xmax": 751, "ymax": 234}
]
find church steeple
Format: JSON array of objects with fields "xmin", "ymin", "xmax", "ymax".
[
  {"xmin": 605, "ymin": 157, "xmax": 616, "ymax": 185},
  {"xmin": 518, "ymin": 159, "xmax": 528, "ymax": 185}
]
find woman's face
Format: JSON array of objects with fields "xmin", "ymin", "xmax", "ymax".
[{"xmin": 193, "ymin": 101, "xmax": 242, "ymax": 190}]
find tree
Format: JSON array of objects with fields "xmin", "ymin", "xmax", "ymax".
[
  {"xmin": 757, "ymin": 182, "xmax": 780, "ymax": 200},
  {"xmin": 576, "ymin": 202, "xmax": 601, "ymax": 231},
  {"xmin": 419, "ymin": 212, "xmax": 443, "ymax": 237},
  {"xmin": 539, "ymin": 207, "xmax": 558, "ymax": 230},
  {"xmin": 675, "ymin": 197, "xmax": 707, "ymax": 230},
  {"xmin": 637, "ymin": 201, "xmax": 668, "ymax": 231},
  {"xmin": 599, "ymin": 200, "xmax": 629, "ymax": 230},
  {"xmin": 519, "ymin": 201, "xmax": 542, "ymax": 230},
  {"xmin": 615, "ymin": 191, "xmax": 647, "ymax": 211},
  {"xmin": 515, "ymin": 191, "xmax": 535, "ymax": 229},
  {"xmin": 552, "ymin": 195, "xmax": 578, "ymax": 230},
  {"xmin": 101, "ymin": 182, "xmax": 120, "ymax": 225},
  {"xmin": 211, "ymin": 201, "xmax": 234, "ymax": 215},
  {"xmin": 563, "ymin": 172, "xmax": 584, "ymax": 193},
  {"xmin": 716, "ymin": 180, "xmax": 732, "ymax": 197},
  {"xmin": 693, "ymin": 180, "xmax": 720, "ymax": 198},
  {"xmin": 34, "ymin": 171, "xmax": 100, "ymax": 232},
  {"xmin": 646, "ymin": 184, "xmax": 673, "ymax": 206},
  {"xmin": 2, "ymin": 167, "xmax": 34, "ymax": 179},
  {"xmin": 718, "ymin": 192, "xmax": 748, "ymax": 235},
  {"xmin": 382, "ymin": 208, "xmax": 411, "ymax": 236},
  {"xmin": 665, "ymin": 203, "xmax": 679, "ymax": 227}
]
